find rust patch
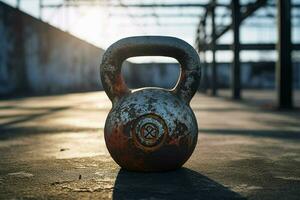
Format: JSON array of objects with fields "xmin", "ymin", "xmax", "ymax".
[
  {"xmin": 167, "ymin": 119, "xmax": 193, "ymax": 148},
  {"xmin": 105, "ymin": 125, "xmax": 129, "ymax": 152},
  {"xmin": 113, "ymin": 74, "xmax": 128, "ymax": 98}
]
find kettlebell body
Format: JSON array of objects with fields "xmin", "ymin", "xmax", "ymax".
[{"xmin": 100, "ymin": 36, "xmax": 201, "ymax": 172}]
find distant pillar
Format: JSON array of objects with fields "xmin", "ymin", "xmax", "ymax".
[
  {"xmin": 39, "ymin": 0, "xmax": 43, "ymax": 19},
  {"xmin": 16, "ymin": 0, "xmax": 20, "ymax": 9},
  {"xmin": 202, "ymin": 50, "xmax": 209, "ymax": 93},
  {"xmin": 211, "ymin": 1, "xmax": 217, "ymax": 96},
  {"xmin": 276, "ymin": 0, "xmax": 293, "ymax": 109},
  {"xmin": 200, "ymin": 19, "xmax": 209, "ymax": 93},
  {"xmin": 232, "ymin": 0, "xmax": 241, "ymax": 99}
]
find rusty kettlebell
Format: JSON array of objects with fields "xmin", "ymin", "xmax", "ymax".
[{"xmin": 100, "ymin": 36, "xmax": 201, "ymax": 172}]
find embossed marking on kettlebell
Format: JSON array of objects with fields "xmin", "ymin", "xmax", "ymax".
[
  {"xmin": 141, "ymin": 123, "xmax": 159, "ymax": 141},
  {"xmin": 132, "ymin": 114, "xmax": 168, "ymax": 151}
]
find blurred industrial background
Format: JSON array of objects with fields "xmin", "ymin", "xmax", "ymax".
[
  {"xmin": 0, "ymin": 0, "xmax": 299, "ymax": 108},
  {"xmin": 1, "ymin": 0, "xmax": 300, "ymax": 199}
]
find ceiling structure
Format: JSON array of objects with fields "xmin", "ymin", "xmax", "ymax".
[{"xmin": 22, "ymin": 0, "xmax": 291, "ymax": 48}]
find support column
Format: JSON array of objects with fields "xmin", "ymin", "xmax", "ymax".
[
  {"xmin": 211, "ymin": 1, "xmax": 217, "ymax": 96},
  {"xmin": 277, "ymin": 0, "xmax": 293, "ymax": 109},
  {"xmin": 202, "ymin": 50, "xmax": 209, "ymax": 93},
  {"xmin": 39, "ymin": 0, "xmax": 43, "ymax": 19},
  {"xmin": 198, "ymin": 19, "xmax": 209, "ymax": 93},
  {"xmin": 232, "ymin": 0, "xmax": 241, "ymax": 99},
  {"xmin": 16, "ymin": 0, "xmax": 20, "ymax": 9}
]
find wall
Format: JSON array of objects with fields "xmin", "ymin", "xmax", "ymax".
[
  {"xmin": 0, "ymin": 2, "xmax": 178, "ymax": 97},
  {"xmin": 123, "ymin": 63, "xmax": 180, "ymax": 89},
  {"xmin": 202, "ymin": 62, "xmax": 300, "ymax": 89},
  {"xmin": 0, "ymin": 2, "xmax": 103, "ymax": 96}
]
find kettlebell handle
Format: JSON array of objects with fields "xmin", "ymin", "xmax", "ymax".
[{"xmin": 100, "ymin": 36, "xmax": 201, "ymax": 104}]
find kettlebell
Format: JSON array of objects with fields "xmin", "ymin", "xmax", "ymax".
[{"xmin": 100, "ymin": 36, "xmax": 201, "ymax": 172}]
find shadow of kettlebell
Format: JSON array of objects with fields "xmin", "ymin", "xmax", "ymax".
[{"xmin": 112, "ymin": 168, "xmax": 246, "ymax": 200}]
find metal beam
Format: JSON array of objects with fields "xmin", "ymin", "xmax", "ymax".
[
  {"xmin": 214, "ymin": 43, "xmax": 300, "ymax": 51},
  {"xmin": 114, "ymin": 3, "xmax": 211, "ymax": 8},
  {"xmin": 195, "ymin": 1, "xmax": 212, "ymax": 51},
  {"xmin": 276, "ymin": 0, "xmax": 293, "ymax": 109},
  {"xmin": 115, "ymin": 22, "xmax": 198, "ymax": 27},
  {"xmin": 267, "ymin": 1, "xmax": 300, "ymax": 8},
  {"xmin": 202, "ymin": 53, "xmax": 209, "ymax": 93},
  {"xmin": 42, "ymin": 3, "xmax": 207, "ymax": 8},
  {"xmin": 42, "ymin": 2, "xmax": 230, "ymax": 8},
  {"xmin": 196, "ymin": 0, "xmax": 268, "ymax": 51},
  {"xmin": 215, "ymin": 12, "xmax": 300, "ymax": 19},
  {"xmin": 16, "ymin": 0, "xmax": 20, "ymax": 9},
  {"xmin": 214, "ymin": 0, "xmax": 267, "ymax": 43},
  {"xmin": 211, "ymin": 0, "xmax": 217, "ymax": 96},
  {"xmin": 216, "ymin": 44, "xmax": 274, "ymax": 50},
  {"xmin": 39, "ymin": 0, "xmax": 42, "ymax": 19},
  {"xmin": 232, "ymin": 0, "xmax": 241, "ymax": 100},
  {"xmin": 108, "ymin": 13, "xmax": 201, "ymax": 18}
]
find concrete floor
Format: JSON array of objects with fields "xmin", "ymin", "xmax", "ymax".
[{"xmin": 0, "ymin": 91, "xmax": 299, "ymax": 199}]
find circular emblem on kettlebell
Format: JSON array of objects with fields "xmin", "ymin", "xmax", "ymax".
[{"xmin": 132, "ymin": 114, "xmax": 168, "ymax": 151}]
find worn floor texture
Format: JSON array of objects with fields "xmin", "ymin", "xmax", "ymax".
[{"xmin": 0, "ymin": 91, "xmax": 299, "ymax": 200}]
